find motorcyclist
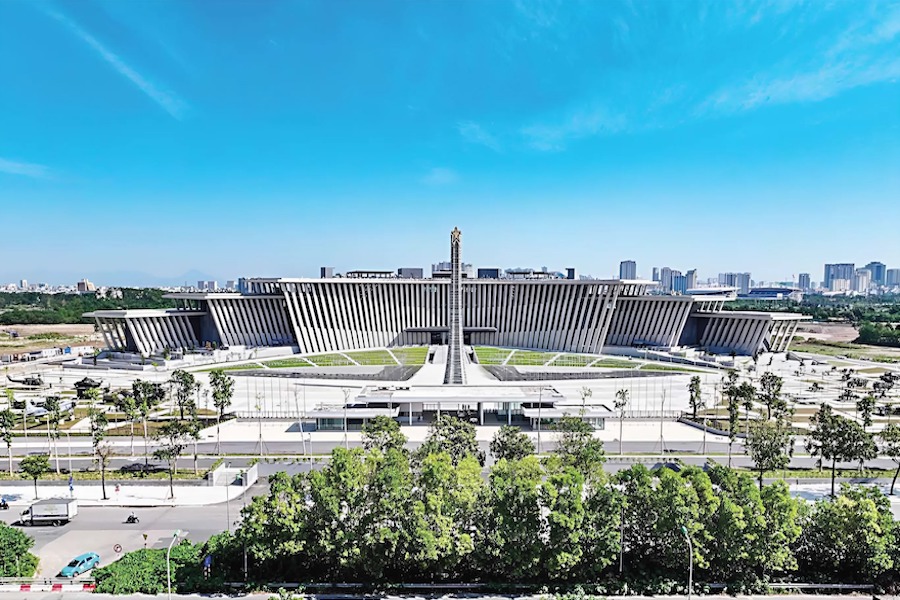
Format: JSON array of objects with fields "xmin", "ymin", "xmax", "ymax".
[
  {"xmin": 126, "ymin": 511, "xmax": 138, "ymax": 523},
  {"xmin": 0, "ymin": 497, "xmax": 8, "ymax": 510}
]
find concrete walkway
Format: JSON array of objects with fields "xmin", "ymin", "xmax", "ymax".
[{"xmin": 0, "ymin": 481, "xmax": 249, "ymax": 508}]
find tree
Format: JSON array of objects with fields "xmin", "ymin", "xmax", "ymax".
[
  {"xmin": 0, "ymin": 408, "xmax": 14, "ymax": 476},
  {"xmin": 614, "ymin": 388, "xmax": 629, "ymax": 455},
  {"xmin": 579, "ymin": 386, "xmax": 592, "ymax": 411},
  {"xmin": 746, "ymin": 420, "xmax": 793, "ymax": 490},
  {"xmin": 879, "ymin": 423, "xmax": 900, "ymax": 495},
  {"xmin": 133, "ymin": 380, "xmax": 164, "ymax": 465},
  {"xmin": 115, "ymin": 392, "xmax": 139, "ymax": 458},
  {"xmin": 88, "ymin": 400, "xmax": 110, "ymax": 500},
  {"xmin": 736, "ymin": 381, "xmax": 756, "ymax": 434},
  {"xmin": 856, "ymin": 395, "xmax": 876, "ymax": 430},
  {"xmin": 489, "ymin": 425, "xmax": 535, "ymax": 461},
  {"xmin": 722, "ymin": 371, "xmax": 741, "ymax": 467},
  {"xmin": 807, "ymin": 405, "xmax": 876, "ymax": 497},
  {"xmin": 43, "ymin": 396, "xmax": 63, "ymax": 474},
  {"xmin": 209, "ymin": 369, "xmax": 235, "ymax": 455},
  {"xmin": 481, "ymin": 456, "xmax": 544, "ymax": 581},
  {"xmin": 418, "ymin": 415, "xmax": 484, "ymax": 466},
  {"xmin": 758, "ymin": 372, "xmax": 786, "ymax": 420},
  {"xmin": 362, "ymin": 415, "xmax": 407, "ymax": 454},
  {"xmin": 0, "ymin": 523, "xmax": 38, "ymax": 577},
  {"xmin": 19, "ymin": 454, "xmax": 50, "ymax": 499},
  {"xmin": 168, "ymin": 370, "xmax": 199, "ymax": 420},
  {"xmin": 552, "ymin": 416, "xmax": 605, "ymax": 480},
  {"xmin": 794, "ymin": 486, "xmax": 895, "ymax": 583},
  {"xmin": 154, "ymin": 420, "xmax": 193, "ymax": 499},
  {"xmin": 688, "ymin": 376, "xmax": 703, "ymax": 420}
]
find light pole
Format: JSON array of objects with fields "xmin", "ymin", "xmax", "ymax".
[
  {"xmin": 680, "ymin": 525, "xmax": 693, "ymax": 600},
  {"xmin": 225, "ymin": 461, "xmax": 232, "ymax": 534},
  {"xmin": 342, "ymin": 388, "xmax": 350, "ymax": 449},
  {"xmin": 166, "ymin": 529, "xmax": 187, "ymax": 600},
  {"xmin": 64, "ymin": 430, "xmax": 72, "ymax": 473}
]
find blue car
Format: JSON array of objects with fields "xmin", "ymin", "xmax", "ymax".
[{"xmin": 59, "ymin": 553, "xmax": 100, "ymax": 577}]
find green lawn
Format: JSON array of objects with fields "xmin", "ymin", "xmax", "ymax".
[
  {"xmin": 550, "ymin": 354, "xmax": 594, "ymax": 367},
  {"xmin": 506, "ymin": 350, "xmax": 558, "ymax": 366},
  {"xmin": 391, "ymin": 346, "xmax": 429, "ymax": 365},
  {"xmin": 262, "ymin": 358, "xmax": 313, "ymax": 368},
  {"xmin": 307, "ymin": 353, "xmax": 354, "ymax": 367},
  {"xmin": 474, "ymin": 347, "xmax": 514, "ymax": 365},
  {"xmin": 591, "ymin": 358, "xmax": 638, "ymax": 369},
  {"xmin": 345, "ymin": 350, "xmax": 398, "ymax": 365}
]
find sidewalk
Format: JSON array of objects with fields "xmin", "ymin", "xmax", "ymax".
[{"xmin": 0, "ymin": 481, "xmax": 250, "ymax": 507}]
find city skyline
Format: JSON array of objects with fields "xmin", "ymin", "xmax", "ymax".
[{"xmin": 1, "ymin": 1, "xmax": 899, "ymax": 283}]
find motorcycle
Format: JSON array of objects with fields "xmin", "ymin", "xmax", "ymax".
[
  {"xmin": 125, "ymin": 513, "xmax": 139, "ymax": 524},
  {"xmin": 0, "ymin": 499, "xmax": 8, "ymax": 511}
]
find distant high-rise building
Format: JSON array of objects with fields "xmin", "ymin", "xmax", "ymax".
[
  {"xmin": 652, "ymin": 267, "xmax": 660, "ymax": 282},
  {"xmin": 206, "ymin": 280, "xmax": 218, "ymax": 291},
  {"xmin": 565, "ymin": 268, "xmax": 576, "ymax": 280},
  {"xmin": 718, "ymin": 272, "xmax": 751, "ymax": 294},
  {"xmin": 685, "ymin": 269, "xmax": 698, "ymax": 291},
  {"xmin": 798, "ymin": 273, "xmax": 811, "ymax": 291},
  {"xmin": 824, "ymin": 263, "xmax": 855, "ymax": 290},
  {"xmin": 854, "ymin": 269, "xmax": 871, "ymax": 293},
  {"xmin": 197, "ymin": 280, "xmax": 206, "ymax": 291},
  {"xmin": 76, "ymin": 278, "xmax": 96, "ymax": 293},
  {"xmin": 477, "ymin": 268, "xmax": 501, "ymax": 279},
  {"xmin": 864, "ymin": 262, "xmax": 886, "ymax": 286},
  {"xmin": 225, "ymin": 280, "xmax": 236, "ymax": 290},
  {"xmin": 320, "ymin": 267, "xmax": 334, "ymax": 279},
  {"xmin": 887, "ymin": 269, "xmax": 900, "ymax": 287},
  {"xmin": 619, "ymin": 260, "xmax": 637, "ymax": 280},
  {"xmin": 831, "ymin": 278, "xmax": 851, "ymax": 292},
  {"xmin": 660, "ymin": 267, "xmax": 674, "ymax": 292},
  {"xmin": 397, "ymin": 267, "xmax": 424, "ymax": 279},
  {"xmin": 672, "ymin": 274, "xmax": 688, "ymax": 294},
  {"xmin": 18, "ymin": 279, "xmax": 27, "ymax": 290}
]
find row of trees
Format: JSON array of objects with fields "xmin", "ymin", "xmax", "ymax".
[
  {"xmin": 723, "ymin": 295, "xmax": 900, "ymax": 324},
  {"xmin": 196, "ymin": 416, "xmax": 900, "ymax": 590},
  {"xmin": 0, "ymin": 288, "xmax": 176, "ymax": 324},
  {"xmin": 1, "ymin": 369, "xmax": 236, "ymax": 501}
]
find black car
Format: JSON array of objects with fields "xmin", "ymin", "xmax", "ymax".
[{"xmin": 120, "ymin": 462, "xmax": 165, "ymax": 474}]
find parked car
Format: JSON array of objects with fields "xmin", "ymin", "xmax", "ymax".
[
  {"xmin": 120, "ymin": 462, "xmax": 165, "ymax": 474},
  {"xmin": 59, "ymin": 552, "xmax": 100, "ymax": 577}
]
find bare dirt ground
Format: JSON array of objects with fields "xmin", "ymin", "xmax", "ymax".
[
  {"xmin": 0, "ymin": 323, "xmax": 99, "ymax": 353},
  {"xmin": 795, "ymin": 322, "xmax": 858, "ymax": 342}
]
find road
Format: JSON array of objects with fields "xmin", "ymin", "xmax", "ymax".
[
  {"xmin": 7, "ymin": 437, "xmax": 900, "ymax": 472},
  {"xmin": 0, "ymin": 483, "xmax": 264, "ymax": 578}
]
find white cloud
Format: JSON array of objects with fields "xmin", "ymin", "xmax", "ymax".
[
  {"xmin": 421, "ymin": 167, "xmax": 459, "ymax": 185},
  {"xmin": 703, "ymin": 6, "xmax": 900, "ymax": 116},
  {"xmin": 0, "ymin": 157, "xmax": 50, "ymax": 179},
  {"xmin": 457, "ymin": 121, "xmax": 502, "ymax": 152},
  {"xmin": 47, "ymin": 10, "xmax": 188, "ymax": 120},
  {"xmin": 521, "ymin": 106, "xmax": 627, "ymax": 151}
]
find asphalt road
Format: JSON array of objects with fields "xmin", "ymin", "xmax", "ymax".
[
  {"xmin": 5, "ymin": 438, "xmax": 899, "ymax": 474},
  {"xmin": 0, "ymin": 483, "xmax": 264, "ymax": 579}
]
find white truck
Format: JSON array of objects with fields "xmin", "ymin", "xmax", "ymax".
[{"xmin": 20, "ymin": 498, "xmax": 78, "ymax": 526}]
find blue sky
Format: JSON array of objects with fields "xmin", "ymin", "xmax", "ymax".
[{"xmin": 1, "ymin": 0, "xmax": 899, "ymax": 286}]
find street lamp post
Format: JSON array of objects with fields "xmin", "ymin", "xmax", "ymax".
[
  {"xmin": 680, "ymin": 525, "xmax": 693, "ymax": 600},
  {"xmin": 166, "ymin": 529, "xmax": 187, "ymax": 600},
  {"xmin": 225, "ymin": 461, "xmax": 232, "ymax": 534},
  {"xmin": 64, "ymin": 430, "xmax": 72, "ymax": 473}
]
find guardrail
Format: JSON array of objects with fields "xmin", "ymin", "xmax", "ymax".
[{"xmin": 0, "ymin": 578, "xmax": 96, "ymax": 593}]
